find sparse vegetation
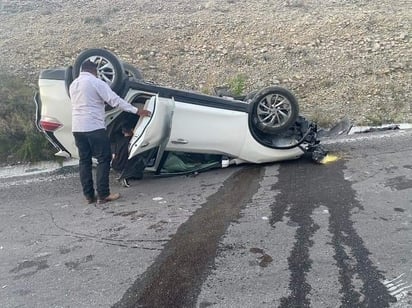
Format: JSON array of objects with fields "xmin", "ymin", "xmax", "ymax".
[
  {"xmin": 228, "ymin": 74, "xmax": 247, "ymax": 96},
  {"xmin": 0, "ymin": 73, "xmax": 55, "ymax": 164}
]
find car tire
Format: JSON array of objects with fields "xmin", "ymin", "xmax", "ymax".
[
  {"xmin": 123, "ymin": 62, "xmax": 143, "ymax": 80},
  {"xmin": 64, "ymin": 65, "xmax": 74, "ymax": 97},
  {"xmin": 72, "ymin": 48, "xmax": 125, "ymax": 94},
  {"xmin": 250, "ymin": 86, "xmax": 299, "ymax": 134}
]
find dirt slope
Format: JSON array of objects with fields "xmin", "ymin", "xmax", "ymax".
[{"xmin": 0, "ymin": 0, "xmax": 410, "ymax": 125}]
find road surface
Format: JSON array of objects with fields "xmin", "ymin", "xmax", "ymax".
[{"xmin": 1, "ymin": 129, "xmax": 411, "ymax": 307}]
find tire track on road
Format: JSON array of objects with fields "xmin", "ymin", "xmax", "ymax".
[{"xmin": 113, "ymin": 166, "xmax": 263, "ymax": 308}]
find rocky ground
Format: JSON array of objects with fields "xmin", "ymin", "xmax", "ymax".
[{"xmin": 0, "ymin": 0, "xmax": 410, "ymax": 126}]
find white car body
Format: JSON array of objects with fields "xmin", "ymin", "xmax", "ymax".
[
  {"xmin": 35, "ymin": 49, "xmax": 325, "ymax": 177},
  {"xmin": 127, "ymin": 94, "xmax": 304, "ymax": 165}
]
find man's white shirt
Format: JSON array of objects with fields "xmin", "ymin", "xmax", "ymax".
[{"xmin": 70, "ymin": 72, "xmax": 137, "ymax": 132}]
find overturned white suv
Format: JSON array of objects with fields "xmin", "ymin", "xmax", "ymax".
[{"xmin": 35, "ymin": 48, "xmax": 327, "ymax": 178}]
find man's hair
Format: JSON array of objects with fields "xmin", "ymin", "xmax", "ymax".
[{"xmin": 81, "ymin": 60, "xmax": 98, "ymax": 72}]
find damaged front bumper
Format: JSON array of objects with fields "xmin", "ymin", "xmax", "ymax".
[{"xmin": 271, "ymin": 116, "xmax": 328, "ymax": 163}]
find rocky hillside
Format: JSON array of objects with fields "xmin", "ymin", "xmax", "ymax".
[{"xmin": 1, "ymin": 0, "xmax": 411, "ymax": 126}]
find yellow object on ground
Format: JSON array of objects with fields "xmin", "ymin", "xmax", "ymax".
[{"xmin": 320, "ymin": 154, "xmax": 340, "ymax": 164}]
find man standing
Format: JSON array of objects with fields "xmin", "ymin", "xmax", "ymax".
[{"xmin": 69, "ymin": 60, "xmax": 151, "ymax": 205}]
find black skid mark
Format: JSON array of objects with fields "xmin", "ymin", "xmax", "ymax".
[
  {"xmin": 282, "ymin": 205, "xmax": 320, "ymax": 308},
  {"xmin": 328, "ymin": 181, "xmax": 396, "ymax": 307},
  {"xmin": 113, "ymin": 166, "xmax": 263, "ymax": 308},
  {"xmin": 271, "ymin": 160, "xmax": 320, "ymax": 308},
  {"xmin": 271, "ymin": 159, "xmax": 396, "ymax": 308}
]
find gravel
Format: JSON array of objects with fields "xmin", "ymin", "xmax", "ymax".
[{"xmin": 0, "ymin": 0, "xmax": 411, "ymax": 126}]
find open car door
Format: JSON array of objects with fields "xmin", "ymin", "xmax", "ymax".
[{"xmin": 128, "ymin": 95, "xmax": 174, "ymax": 166}]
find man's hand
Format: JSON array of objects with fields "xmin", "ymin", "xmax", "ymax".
[{"xmin": 137, "ymin": 109, "xmax": 151, "ymax": 117}]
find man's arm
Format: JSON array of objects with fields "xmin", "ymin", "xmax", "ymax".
[
  {"xmin": 95, "ymin": 80, "xmax": 151, "ymax": 117},
  {"xmin": 95, "ymin": 80, "xmax": 137, "ymax": 113}
]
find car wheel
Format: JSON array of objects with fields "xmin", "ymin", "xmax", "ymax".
[
  {"xmin": 72, "ymin": 48, "xmax": 125, "ymax": 94},
  {"xmin": 250, "ymin": 86, "xmax": 299, "ymax": 134},
  {"xmin": 123, "ymin": 62, "xmax": 143, "ymax": 80}
]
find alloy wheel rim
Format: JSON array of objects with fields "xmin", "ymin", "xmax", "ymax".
[
  {"xmin": 256, "ymin": 94, "xmax": 292, "ymax": 129},
  {"xmin": 84, "ymin": 56, "xmax": 116, "ymax": 86}
]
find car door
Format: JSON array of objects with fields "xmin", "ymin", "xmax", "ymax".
[
  {"xmin": 128, "ymin": 95, "xmax": 174, "ymax": 162},
  {"xmin": 167, "ymin": 102, "xmax": 247, "ymax": 156}
]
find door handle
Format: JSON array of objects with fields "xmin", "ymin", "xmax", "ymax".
[{"xmin": 171, "ymin": 138, "xmax": 188, "ymax": 144}]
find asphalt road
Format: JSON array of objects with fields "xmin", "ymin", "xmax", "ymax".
[{"xmin": 1, "ymin": 129, "xmax": 411, "ymax": 308}]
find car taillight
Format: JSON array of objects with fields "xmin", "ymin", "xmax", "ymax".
[{"xmin": 39, "ymin": 116, "xmax": 63, "ymax": 132}]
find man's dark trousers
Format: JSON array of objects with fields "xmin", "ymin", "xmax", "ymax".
[{"xmin": 73, "ymin": 129, "xmax": 112, "ymax": 200}]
